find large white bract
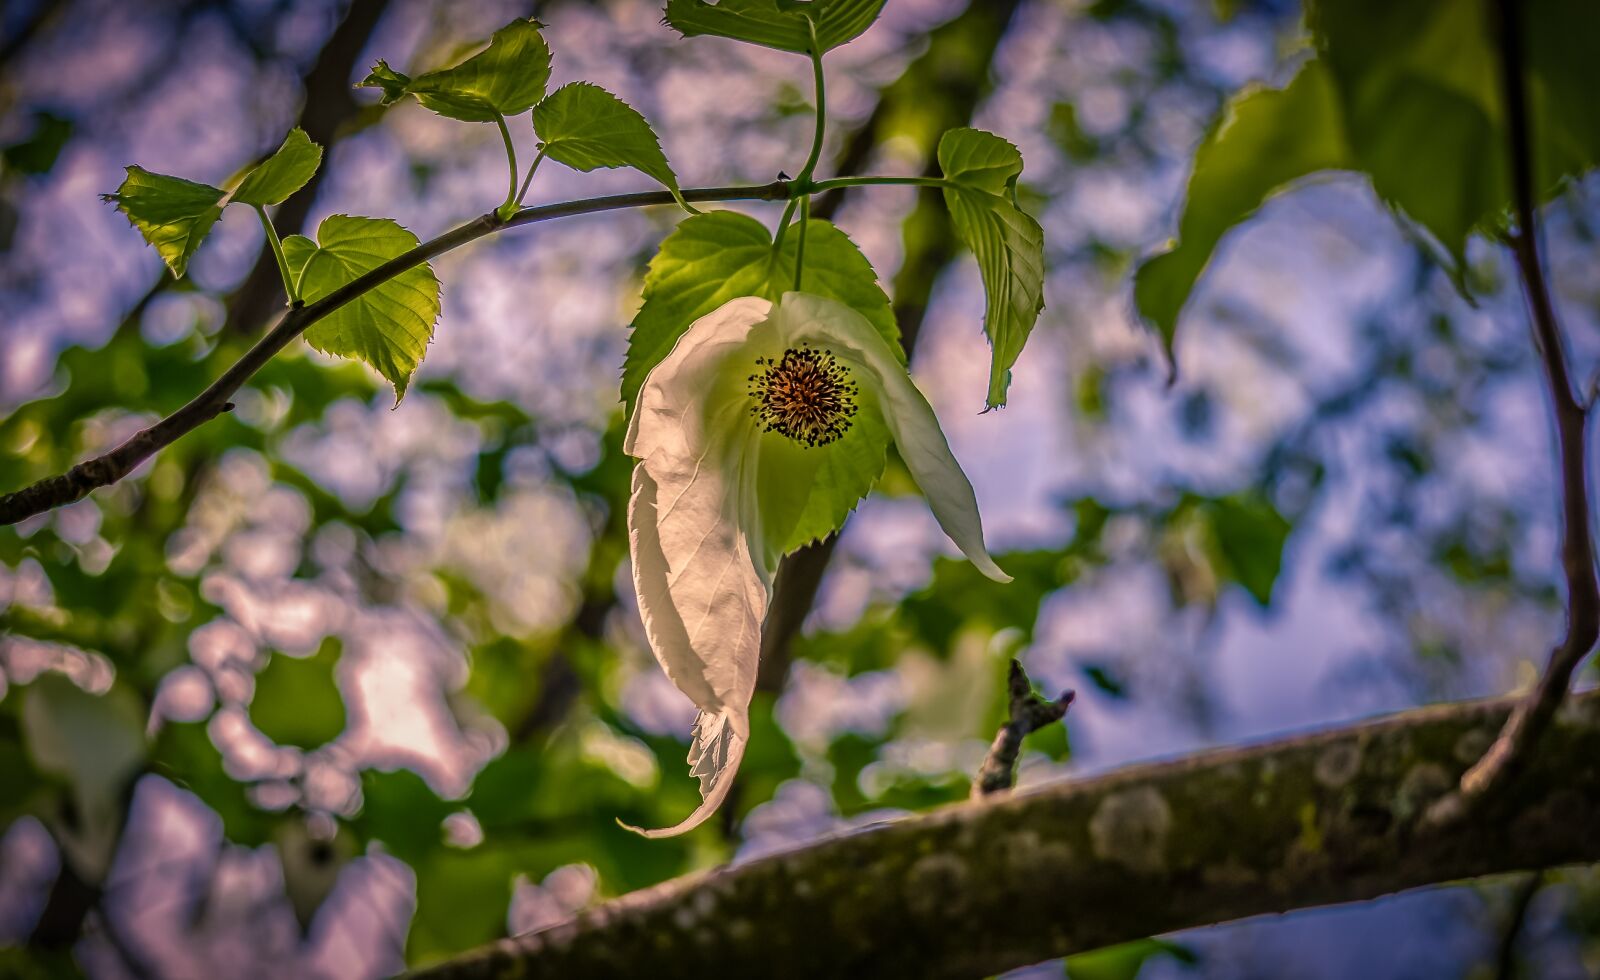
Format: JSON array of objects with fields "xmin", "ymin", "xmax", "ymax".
[{"xmin": 624, "ymin": 291, "xmax": 1008, "ymax": 837}]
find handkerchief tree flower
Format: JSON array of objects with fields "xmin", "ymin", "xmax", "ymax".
[
  {"xmin": 623, "ymin": 292, "xmax": 1011, "ymax": 836},
  {"xmin": 46, "ymin": 5, "xmax": 1048, "ymax": 851}
]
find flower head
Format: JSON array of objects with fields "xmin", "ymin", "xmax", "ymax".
[{"xmin": 623, "ymin": 292, "xmax": 1008, "ymax": 837}]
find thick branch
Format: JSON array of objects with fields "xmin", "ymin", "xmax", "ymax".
[
  {"xmin": 412, "ymin": 689, "xmax": 1600, "ymax": 979},
  {"xmin": 0, "ymin": 182, "xmax": 790, "ymax": 527},
  {"xmin": 1431, "ymin": 0, "xmax": 1600, "ymax": 822}
]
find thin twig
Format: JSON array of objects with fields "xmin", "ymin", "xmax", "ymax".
[
  {"xmin": 1428, "ymin": 0, "xmax": 1600, "ymax": 825},
  {"xmin": 972, "ymin": 659, "xmax": 1074, "ymax": 797},
  {"xmin": 1492, "ymin": 871, "xmax": 1544, "ymax": 980},
  {"xmin": 0, "ymin": 181, "xmax": 790, "ymax": 527}
]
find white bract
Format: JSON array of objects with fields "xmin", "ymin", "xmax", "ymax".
[{"xmin": 624, "ymin": 291, "xmax": 1009, "ymax": 837}]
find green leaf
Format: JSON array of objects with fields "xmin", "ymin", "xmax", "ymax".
[
  {"xmin": 1066, "ymin": 938, "xmax": 1198, "ymax": 980},
  {"xmin": 664, "ymin": 0, "xmax": 886, "ymax": 53},
  {"xmin": 231, "ymin": 128, "xmax": 323, "ymax": 207},
  {"xmin": 1310, "ymin": 0, "xmax": 1504, "ymax": 271},
  {"xmin": 250, "ymin": 638, "xmax": 346, "ymax": 750},
  {"xmin": 286, "ymin": 215, "xmax": 441, "ymax": 399},
  {"xmin": 103, "ymin": 166, "xmax": 226, "ymax": 278},
  {"xmin": 22, "ymin": 676, "xmax": 146, "ymax": 803},
  {"xmin": 937, "ymin": 128, "xmax": 1046, "ymax": 409},
  {"xmin": 3, "ymin": 110, "xmax": 73, "ymax": 176},
  {"xmin": 359, "ymin": 18, "xmax": 551, "ymax": 123},
  {"xmin": 1133, "ymin": 62, "xmax": 1350, "ymax": 355},
  {"xmin": 624, "ymin": 211, "xmax": 902, "ymax": 552},
  {"xmin": 1527, "ymin": 0, "xmax": 1600, "ymax": 187},
  {"xmin": 22, "ymin": 675, "xmax": 147, "ymax": 879},
  {"xmin": 533, "ymin": 83, "xmax": 684, "ymax": 205},
  {"xmin": 1203, "ymin": 493, "xmax": 1292, "ymax": 606}
]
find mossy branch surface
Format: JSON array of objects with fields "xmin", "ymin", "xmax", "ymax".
[{"xmin": 412, "ymin": 688, "xmax": 1600, "ymax": 980}]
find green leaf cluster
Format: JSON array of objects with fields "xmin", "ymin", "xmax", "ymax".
[
  {"xmin": 104, "ymin": 127, "xmax": 322, "ymax": 278},
  {"xmin": 360, "ymin": 20, "xmax": 683, "ymax": 214},
  {"xmin": 1135, "ymin": 0, "xmax": 1600, "ymax": 353}
]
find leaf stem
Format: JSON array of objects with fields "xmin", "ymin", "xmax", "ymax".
[
  {"xmin": 809, "ymin": 175, "xmax": 950, "ymax": 192},
  {"xmin": 771, "ymin": 196, "xmax": 801, "ymax": 256},
  {"xmin": 494, "ymin": 112, "xmax": 520, "ymax": 221},
  {"xmin": 514, "ymin": 145, "xmax": 548, "ymax": 208},
  {"xmin": 255, "ymin": 205, "xmax": 298, "ymax": 303},
  {"xmin": 795, "ymin": 19, "xmax": 827, "ymax": 189},
  {"xmin": 787, "ymin": 19, "xmax": 825, "ymax": 293},
  {"xmin": 792, "ymin": 193, "xmax": 810, "ymax": 291}
]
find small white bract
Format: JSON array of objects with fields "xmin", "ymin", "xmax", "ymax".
[{"xmin": 623, "ymin": 291, "xmax": 1009, "ymax": 837}]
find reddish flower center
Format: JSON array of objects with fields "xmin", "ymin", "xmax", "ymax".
[{"xmin": 747, "ymin": 345, "xmax": 859, "ymax": 447}]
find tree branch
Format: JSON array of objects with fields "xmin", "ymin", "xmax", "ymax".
[
  {"xmin": 1428, "ymin": 0, "xmax": 1599, "ymax": 824},
  {"xmin": 0, "ymin": 181, "xmax": 790, "ymax": 527},
  {"xmin": 972, "ymin": 659, "xmax": 1074, "ymax": 797},
  {"xmin": 410, "ymin": 688, "xmax": 1600, "ymax": 979}
]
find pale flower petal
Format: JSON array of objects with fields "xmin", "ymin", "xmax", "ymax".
[
  {"xmin": 625, "ymin": 297, "xmax": 775, "ymax": 836},
  {"xmin": 776, "ymin": 291, "xmax": 1010, "ymax": 583},
  {"xmin": 622, "ymin": 291, "xmax": 1011, "ymax": 837}
]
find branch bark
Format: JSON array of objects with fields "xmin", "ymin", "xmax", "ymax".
[
  {"xmin": 411, "ymin": 688, "xmax": 1600, "ymax": 979},
  {"xmin": 1429, "ymin": 0, "xmax": 1599, "ymax": 823}
]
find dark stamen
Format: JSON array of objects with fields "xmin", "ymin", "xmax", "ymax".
[{"xmin": 747, "ymin": 344, "xmax": 858, "ymax": 447}]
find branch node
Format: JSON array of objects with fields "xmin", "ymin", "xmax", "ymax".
[
  {"xmin": 972, "ymin": 659, "xmax": 1074, "ymax": 798},
  {"xmin": 1582, "ymin": 365, "xmax": 1600, "ymax": 412}
]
